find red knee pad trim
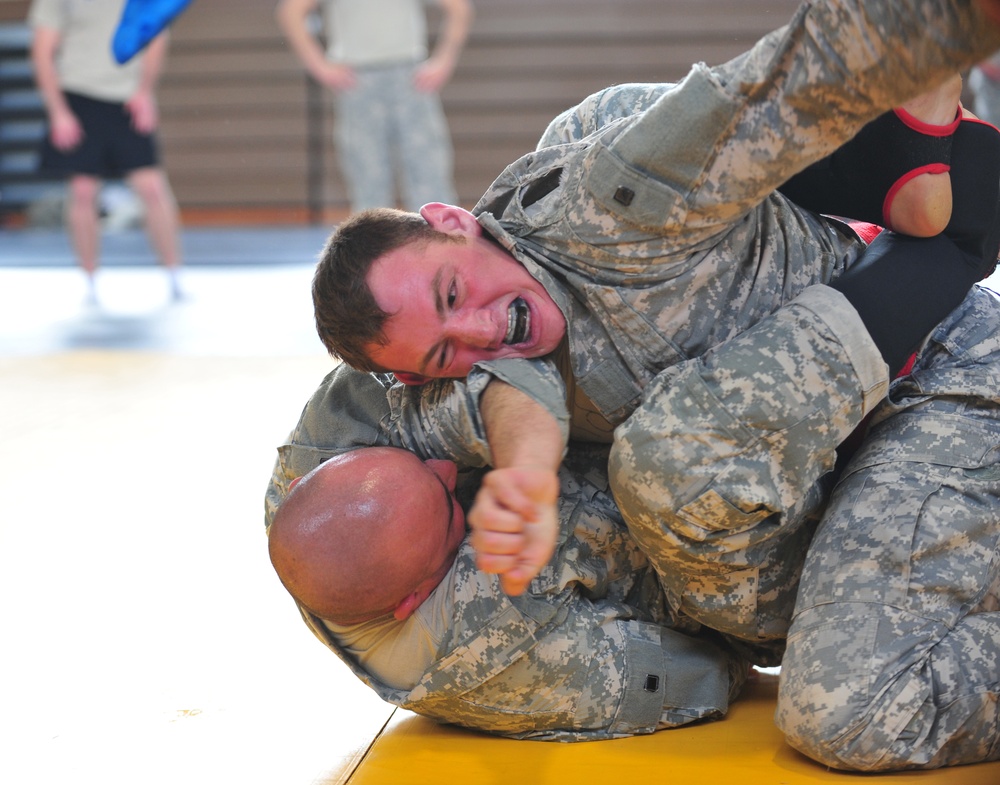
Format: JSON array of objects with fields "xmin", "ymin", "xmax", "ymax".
[{"xmin": 893, "ymin": 106, "xmax": 961, "ymax": 136}]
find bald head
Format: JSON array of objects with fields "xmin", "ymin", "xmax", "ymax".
[{"xmin": 268, "ymin": 447, "xmax": 465, "ymax": 624}]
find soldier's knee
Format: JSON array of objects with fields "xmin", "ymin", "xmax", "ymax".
[
  {"xmin": 775, "ymin": 614, "xmax": 916, "ymax": 772},
  {"xmin": 775, "ymin": 671, "xmax": 890, "ymax": 771},
  {"xmin": 777, "ymin": 693, "xmax": 939, "ymax": 773}
]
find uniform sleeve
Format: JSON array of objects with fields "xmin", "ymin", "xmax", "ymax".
[
  {"xmin": 535, "ymin": 83, "xmax": 676, "ymax": 149},
  {"xmin": 590, "ymin": 0, "xmax": 1000, "ymax": 243}
]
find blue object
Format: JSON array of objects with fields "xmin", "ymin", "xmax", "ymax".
[{"xmin": 111, "ymin": 0, "xmax": 194, "ymax": 64}]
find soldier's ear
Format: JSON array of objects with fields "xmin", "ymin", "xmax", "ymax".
[
  {"xmin": 393, "ymin": 592, "xmax": 423, "ymax": 621},
  {"xmin": 419, "ymin": 202, "xmax": 481, "ymax": 238}
]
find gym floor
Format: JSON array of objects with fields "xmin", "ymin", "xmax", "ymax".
[{"xmin": 0, "ymin": 225, "xmax": 397, "ymax": 785}]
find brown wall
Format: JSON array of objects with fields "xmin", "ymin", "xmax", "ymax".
[{"xmin": 2, "ymin": 0, "xmax": 802, "ymax": 220}]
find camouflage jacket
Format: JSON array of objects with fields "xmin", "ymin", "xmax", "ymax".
[
  {"xmin": 265, "ymin": 365, "xmax": 748, "ymax": 740},
  {"xmin": 264, "ymin": 358, "xmax": 570, "ymax": 525},
  {"xmin": 471, "ymin": 0, "xmax": 1000, "ymax": 425}
]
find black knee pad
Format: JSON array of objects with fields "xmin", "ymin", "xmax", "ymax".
[
  {"xmin": 779, "ymin": 108, "xmax": 957, "ymax": 228},
  {"xmin": 942, "ymin": 118, "xmax": 1000, "ymax": 275}
]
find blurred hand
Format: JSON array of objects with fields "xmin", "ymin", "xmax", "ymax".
[
  {"xmin": 125, "ymin": 90, "xmax": 158, "ymax": 134},
  {"xmin": 412, "ymin": 57, "xmax": 454, "ymax": 92},
  {"xmin": 49, "ymin": 107, "xmax": 83, "ymax": 151},
  {"xmin": 315, "ymin": 62, "xmax": 357, "ymax": 91}
]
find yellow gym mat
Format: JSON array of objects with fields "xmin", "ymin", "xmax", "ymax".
[{"xmin": 342, "ymin": 673, "xmax": 1000, "ymax": 785}]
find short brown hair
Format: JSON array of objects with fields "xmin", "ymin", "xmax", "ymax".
[{"xmin": 312, "ymin": 208, "xmax": 443, "ymax": 371}]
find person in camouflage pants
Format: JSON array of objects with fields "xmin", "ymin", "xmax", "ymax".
[
  {"xmin": 289, "ymin": 0, "xmax": 1000, "ymax": 770},
  {"xmin": 612, "ymin": 282, "xmax": 1000, "ymax": 771},
  {"xmin": 774, "ymin": 286, "xmax": 1000, "ymax": 771}
]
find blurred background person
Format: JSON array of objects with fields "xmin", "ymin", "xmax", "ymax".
[
  {"xmin": 29, "ymin": 0, "xmax": 184, "ymax": 302},
  {"xmin": 276, "ymin": 0, "xmax": 473, "ymax": 213}
]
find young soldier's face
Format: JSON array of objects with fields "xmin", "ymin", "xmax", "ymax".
[{"xmin": 365, "ymin": 207, "xmax": 566, "ymax": 379}]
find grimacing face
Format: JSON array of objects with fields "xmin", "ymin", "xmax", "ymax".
[{"xmin": 365, "ymin": 204, "xmax": 567, "ymax": 378}]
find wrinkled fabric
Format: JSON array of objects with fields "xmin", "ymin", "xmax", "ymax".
[
  {"xmin": 776, "ymin": 287, "xmax": 1000, "ymax": 771},
  {"xmin": 265, "ymin": 369, "xmax": 747, "ymax": 740},
  {"xmin": 474, "ymin": 0, "xmax": 1000, "ymax": 423},
  {"xmin": 610, "ymin": 285, "xmax": 887, "ymax": 652}
]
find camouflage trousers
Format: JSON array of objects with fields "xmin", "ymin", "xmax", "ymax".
[
  {"xmin": 610, "ymin": 284, "xmax": 888, "ymax": 651},
  {"xmin": 333, "ymin": 62, "xmax": 456, "ymax": 212},
  {"xmin": 776, "ymin": 286, "xmax": 1000, "ymax": 771},
  {"xmin": 610, "ymin": 284, "xmax": 1000, "ymax": 770}
]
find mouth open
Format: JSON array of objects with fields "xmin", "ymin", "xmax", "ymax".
[{"xmin": 504, "ymin": 297, "xmax": 530, "ymax": 345}]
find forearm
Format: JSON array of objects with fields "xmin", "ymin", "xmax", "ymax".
[
  {"xmin": 469, "ymin": 371, "xmax": 568, "ymax": 595},
  {"xmin": 431, "ymin": 0, "xmax": 473, "ymax": 69},
  {"xmin": 275, "ymin": 0, "xmax": 330, "ymax": 77},
  {"xmin": 30, "ymin": 27, "xmax": 69, "ymax": 118},
  {"xmin": 481, "ymin": 380, "xmax": 565, "ymax": 472},
  {"xmin": 136, "ymin": 33, "xmax": 169, "ymax": 95}
]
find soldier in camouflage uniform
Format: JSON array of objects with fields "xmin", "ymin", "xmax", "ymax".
[
  {"xmin": 772, "ymin": 285, "xmax": 1000, "ymax": 770},
  {"xmin": 267, "ymin": 437, "xmax": 750, "ymax": 740},
  {"xmin": 276, "ymin": 0, "xmax": 471, "ymax": 213},
  {"xmin": 264, "ymin": 281, "xmax": 1000, "ymax": 766},
  {"xmin": 264, "ymin": 283, "xmax": 1000, "ymax": 762}
]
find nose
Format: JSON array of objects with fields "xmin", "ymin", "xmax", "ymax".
[{"xmin": 446, "ymin": 310, "xmax": 495, "ymax": 349}]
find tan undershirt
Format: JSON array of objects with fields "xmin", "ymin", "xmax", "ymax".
[{"xmin": 323, "ymin": 567, "xmax": 456, "ymax": 690}]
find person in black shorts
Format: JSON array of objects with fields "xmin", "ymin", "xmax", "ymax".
[{"xmin": 30, "ymin": 0, "xmax": 184, "ymax": 301}]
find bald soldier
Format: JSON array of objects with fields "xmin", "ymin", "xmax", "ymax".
[{"xmin": 268, "ymin": 444, "xmax": 750, "ymax": 739}]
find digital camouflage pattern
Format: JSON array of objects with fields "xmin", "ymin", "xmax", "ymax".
[
  {"xmin": 457, "ymin": 0, "xmax": 1000, "ymax": 766},
  {"xmin": 334, "ymin": 63, "xmax": 456, "ymax": 211},
  {"xmin": 473, "ymin": 0, "xmax": 1000, "ymax": 424},
  {"xmin": 266, "ymin": 0, "xmax": 1000, "ymax": 763},
  {"xmin": 609, "ymin": 286, "xmax": 888, "ymax": 653},
  {"xmin": 774, "ymin": 287, "xmax": 1000, "ymax": 770},
  {"xmin": 265, "ymin": 377, "xmax": 750, "ymax": 740}
]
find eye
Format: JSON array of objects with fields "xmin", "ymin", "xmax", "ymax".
[{"xmin": 447, "ymin": 278, "xmax": 457, "ymax": 308}]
